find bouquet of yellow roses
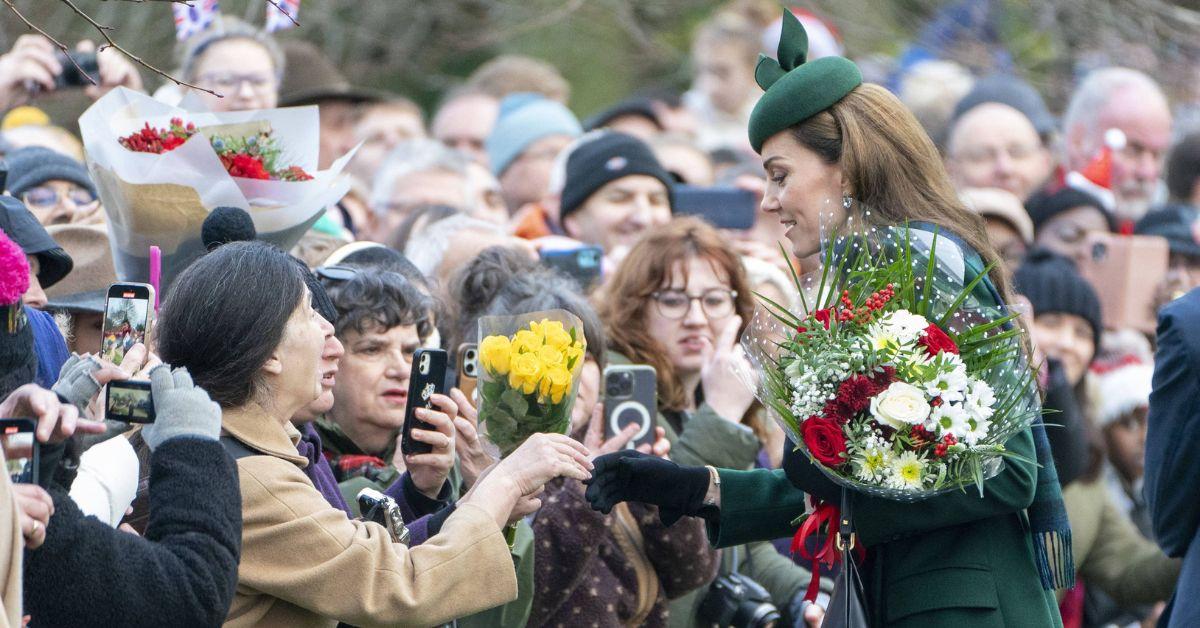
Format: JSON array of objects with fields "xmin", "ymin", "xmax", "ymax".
[{"xmin": 477, "ymin": 310, "xmax": 587, "ymax": 455}]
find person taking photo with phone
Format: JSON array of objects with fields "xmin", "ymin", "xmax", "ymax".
[{"xmin": 157, "ymin": 241, "xmax": 591, "ymax": 627}]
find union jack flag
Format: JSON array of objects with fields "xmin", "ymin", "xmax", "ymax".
[
  {"xmin": 265, "ymin": 0, "xmax": 301, "ymax": 33},
  {"xmin": 172, "ymin": 0, "xmax": 219, "ymax": 41}
]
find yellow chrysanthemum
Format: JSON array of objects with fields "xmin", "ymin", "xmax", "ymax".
[{"xmin": 479, "ymin": 335, "xmax": 512, "ymax": 375}]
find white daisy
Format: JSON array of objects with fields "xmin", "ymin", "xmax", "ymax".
[
  {"xmin": 888, "ymin": 451, "xmax": 927, "ymax": 490},
  {"xmin": 960, "ymin": 415, "xmax": 992, "ymax": 446},
  {"xmin": 878, "ymin": 310, "xmax": 929, "ymax": 344},
  {"xmin": 924, "ymin": 359, "xmax": 969, "ymax": 403},
  {"xmin": 964, "ymin": 379, "xmax": 996, "ymax": 421},
  {"xmin": 930, "ymin": 402, "xmax": 970, "ymax": 438},
  {"xmin": 854, "ymin": 446, "xmax": 893, "ymax": 482}
]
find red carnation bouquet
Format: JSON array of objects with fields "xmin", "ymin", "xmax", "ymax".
[{"xmin": 119, "ymin": 117, "xmax": 313, "ymax": 182}]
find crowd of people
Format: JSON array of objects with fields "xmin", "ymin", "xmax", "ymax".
[{"xmin": 0, "ymin": 2, "xmax": 1197, "ymax": 627}]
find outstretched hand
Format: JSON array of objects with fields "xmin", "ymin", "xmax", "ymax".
[{"xmin": 584, "ymin": 450, "xmax": 710, "ymax": 525}]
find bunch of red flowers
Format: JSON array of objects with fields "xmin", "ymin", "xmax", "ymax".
[
  {"xmin": 118, "ymin": 118, "xmax": 196, "ymax": 154},
  {"xmin": 118, "ymin": 118, "xmax": 313, "ymax": 182}
]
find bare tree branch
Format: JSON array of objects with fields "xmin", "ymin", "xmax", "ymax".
[{"xmin": 263, "ymin": 0, "xmax": 299, "ymax": 28}]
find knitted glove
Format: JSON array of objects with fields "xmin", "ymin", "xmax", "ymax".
[
  {"xmin": 141, "ymin": 365, "xmax": 221, "ymax": 451},
  {"xmin": 584, "ymin": 449, "xmax": 710, "ymax": 526},
  {"xmin": 52, "ymin": 353, "xmax": 103, "ymax": 411}
]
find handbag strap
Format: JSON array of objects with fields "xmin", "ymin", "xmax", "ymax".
[{"xmin": 611, "ymin": 502, "xmax": 661, "ymax": 627}]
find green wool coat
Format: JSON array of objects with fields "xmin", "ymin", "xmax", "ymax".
[{"xmin": 705, "ymin": 223, "xmax": 1063, "ymax": 626}]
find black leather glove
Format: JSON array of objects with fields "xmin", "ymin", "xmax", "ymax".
[{"xmin": 584, "ymin": 449, "xmax": 711, "ymax": 526}]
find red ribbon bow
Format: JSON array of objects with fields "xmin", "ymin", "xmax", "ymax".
[{"xmin": 790, "ymin": 496, "xmax": 865, "ymax": 602}]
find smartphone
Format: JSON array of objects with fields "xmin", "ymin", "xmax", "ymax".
[
  {"xmin": 101, "ymin": 283, "xmax": 154, "ymax": 367},
  {"xmin": 1076, "ymin": 233, "xmax": 1168, "ymax": 334},
  {"xmin": 0, "ymin": 419, "xmax": 38, "ymax": 486},
  {"xmin": 401, "ymin": 349, "xmax": 447, "ymax": 457},
  {"xmin": 603, "ymin": 365, "xmax": 657, "ymax": 451},
  {"xmin": 53, "ymin": 51, "xmax": 100, "ymax": 89},
  {"xmin": 456, "ymin": 343, "xmax": 479, "ymax": 405},
  {"xmin": 540, "ymin": 246, "xmax": 603, "ymax": 290},
  {"xmin": 672, "ymin": 185, "xmax": 757, "ymax": 231},
  {"xmin": 105, "ymin": 380, "xmax": 155, "ymax": 423}
]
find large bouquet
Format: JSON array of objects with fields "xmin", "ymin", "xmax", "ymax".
[
  {"xmin": 78, "ymin": 87, "xmax": 354, "ymax": 289},
  {"xmin": 745, "ymin": 224, "xmax": 1040, "ymax": 501},
  {"xmin": 477, "ymin": 310, "xmax": 587, "ymax": 455}
]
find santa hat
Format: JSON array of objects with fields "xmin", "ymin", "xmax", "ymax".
[
  {"xmin": 1066, "ymin": 128, "xmax": 1125, "ymax": 217},
  {"xmin": 1087, "ymin": 359, "xmax": 1153, "ymax": 427}
]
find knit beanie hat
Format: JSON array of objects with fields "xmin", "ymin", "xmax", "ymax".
[
  {"xmin": 0, "ymin": 228, "xmax": 36, "ymax": 400},
  {"xmin": 952, "ymin": 75, "xmax": 1056, "ymax": 137},
  {"xmin": 1087, "ymin": 360, "xmax": 1153, "ymax": 427},
  {"xmin": 1013, "ymin": 248, "xmax": 1103, "ymax": 348},
  {"xmin": 558, "ymin": 131, "xmax": 675, "ymax": 220},
  {"xmin": 486, "ymin": 93, "xmax": 582, "ymax": 176},
  {"xmin": 5, "ymin": 146, "xmax": 98, "ymax": 199},
  {"xmin": 747, "ymin": 8, "xmax": 862, "ymax": 153},
  {"xmin": 1025, "ymin": 186, "xmax": 1116, "ymax": 234}
]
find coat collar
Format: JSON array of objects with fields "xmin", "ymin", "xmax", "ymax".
[{"xmin": 222, "ymin": 404, "xmax": 308, "ymax": 468}]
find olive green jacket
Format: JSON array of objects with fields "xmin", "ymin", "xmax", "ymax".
[{"xmin": 1061, "ymin": 477, "xmax": 1179, "ymax": 607}]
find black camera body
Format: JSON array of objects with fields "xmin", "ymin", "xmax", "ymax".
[
  {"xmin": 697, "ymin": 571, "xmax": 781, "ymax": 628},
  {"xmin": 54, "ymin": 51, "xmax": 99, "ymax": 89}
]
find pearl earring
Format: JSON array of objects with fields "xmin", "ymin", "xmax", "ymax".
[{"xmin": 842, "ymin": 195, "xmax": 853, "ymax": 209}]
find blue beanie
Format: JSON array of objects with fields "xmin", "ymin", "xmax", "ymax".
[
  {"xmin": 5, "ymin": 146, "xmax": 97, "ymax": 199},
  {"xmin": 486, "ymin": 93, "xmax": 581, "ymax": 176}
]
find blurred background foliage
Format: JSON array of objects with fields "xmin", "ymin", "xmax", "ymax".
[{"xmin": 4, "ymin": 0, "xmax": 1199, "ymax": 125}]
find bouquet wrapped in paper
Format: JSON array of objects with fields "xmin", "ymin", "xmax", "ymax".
[
  {"xmin": 78, "ymin": 87, "xmax": 354, "ymax": 289},
  {"xmin": 743, "ymin": 220, "xmax": 1041, "ymax": 501},
  {"xmin": 477, "ymin": 310, "xmax": 587, "ymax": 455}
]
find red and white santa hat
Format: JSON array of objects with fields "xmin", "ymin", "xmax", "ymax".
[{"xmin": 1087, "ymin": 357, "xmax": 1154, "ymax": 427}]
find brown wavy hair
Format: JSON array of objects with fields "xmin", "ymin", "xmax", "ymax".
[
  {"xmin": 790, "ymin": 83, "xmax": 1014, "ymax": 302},
  {"xmin": 599, "ymin": 217, "xmax": 757, "ymax": 420}
]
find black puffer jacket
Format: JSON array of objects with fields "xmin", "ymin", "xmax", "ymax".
[{"xmin": 23, "ymin": 437, "xmax": 241, "ymax": 628}]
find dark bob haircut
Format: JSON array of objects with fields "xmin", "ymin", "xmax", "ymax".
[{"xmin": 158, "ymin": 241, "xmax": 307, "ymax": 408}]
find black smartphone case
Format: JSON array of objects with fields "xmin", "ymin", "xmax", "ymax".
[{"xmin": 401, "ymin": 349, "xmax": 447, "ymax": 456}]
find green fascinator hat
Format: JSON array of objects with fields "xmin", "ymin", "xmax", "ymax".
[{"xmin": 747, "ymin": 8, "xmax": 862, "ymax": 153}]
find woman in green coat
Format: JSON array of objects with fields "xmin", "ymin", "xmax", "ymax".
[{"xmin": 586, "ymin": 10, "xmax": 1066, "ymax": 627}]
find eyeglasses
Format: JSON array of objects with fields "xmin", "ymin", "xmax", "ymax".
[
  {"xmin": 196, "ymin": 72, "xmax": 278, "ymax": 93},
  {"xmin": 650, "ymin": 288, "xmax": 737, "ymax": 320},
  {"xmin": 314, "ymin": 265, "xmax": 359, "ymax": 282},
  {"xmin": 22, "ymin": 186, "xmax": 98, "ymax": 211}
]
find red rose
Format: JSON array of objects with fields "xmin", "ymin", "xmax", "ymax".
[
  {"xmin": 918, "ymin": 323, "xmax": 959, "ymax": 357},
  {"xmin": 801, "ymin": 416, "xmax": 848, "ymax": 468}
]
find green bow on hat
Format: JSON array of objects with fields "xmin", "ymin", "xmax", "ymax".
[{"xmin": 747, "ymin": 8, "xmax": 863, "ymax": 153}]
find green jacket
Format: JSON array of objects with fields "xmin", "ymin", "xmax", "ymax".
[
  {"xmin": 606, "ymin": 352, "xmax": 826, "ymax": 626},
  {"xmin": 1061, "ymin": 478, "xmax": 1179, "ymax": 607},
  {"xmin": 711, "ymin": 424, "xmax": 1062, "ymax": 627}
]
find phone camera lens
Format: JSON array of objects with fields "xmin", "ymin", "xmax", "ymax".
[{"xmin": 1091, "ymin": 242, "xmax": 1108, "ymax": 261}]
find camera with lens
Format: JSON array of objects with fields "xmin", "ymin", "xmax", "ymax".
[
  {"xmin": 697, "ymin": 571, "xmax": 781, "ymax": 628},
  {"xmin": 606, "ymin": 370, "xmax": 634, "ymax": 398}
]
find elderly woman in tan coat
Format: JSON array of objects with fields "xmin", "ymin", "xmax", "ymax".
[{"xmin": 158, "ymin": 242, "xmax": 592, "ymax": 628}]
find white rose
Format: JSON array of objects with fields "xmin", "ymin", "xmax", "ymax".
[{"xmin": 869, "ymin": 381, "xmax": 932, "ymax": 430}]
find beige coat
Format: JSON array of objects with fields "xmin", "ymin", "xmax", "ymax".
[{"xmin": 221, "ymin": 409, "xmax": 517, "ymax": 628}]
